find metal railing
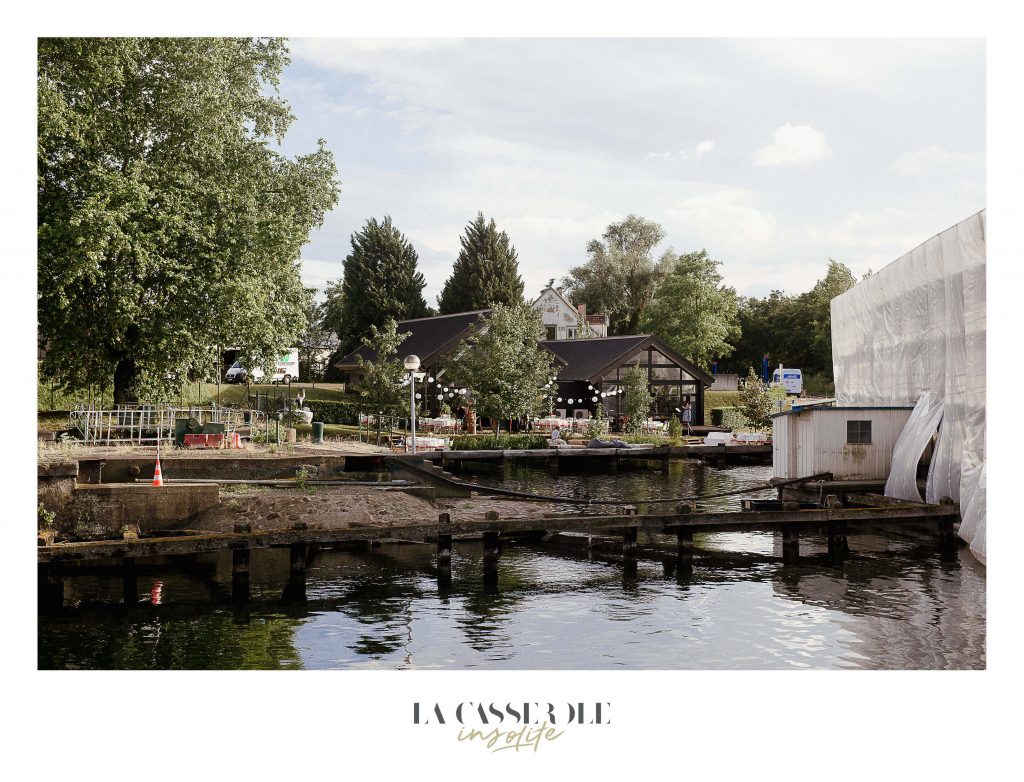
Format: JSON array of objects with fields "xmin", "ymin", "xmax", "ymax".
[{"xmin": 69, "ymin": 404, "xmax": 267, "ymax": 447}]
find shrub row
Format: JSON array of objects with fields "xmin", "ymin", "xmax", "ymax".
[
  {"xmin": 710, "ymin": 407, "xmax": 748, "ymax": 429},
  {"xmin": 305, "ymin": 399, "xmax": 363, "ymax": 425},
  {"xmin": 451, "ymin": 433, "xmax": 549, "ymax": 450}
]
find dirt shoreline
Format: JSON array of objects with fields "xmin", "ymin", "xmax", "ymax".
[{"xmin": 193, "ymin": 484, "xmax": 556, "ymax": 532}]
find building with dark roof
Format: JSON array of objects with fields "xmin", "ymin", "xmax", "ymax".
[
  {"xmin": 335, "ymin": 309, "xmax": 713, "ymax": 424},
  {"xmin": 541, "ymin": 335, "xmax": 713, "ymax": 425}
]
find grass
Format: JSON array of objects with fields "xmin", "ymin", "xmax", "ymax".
[{"xmin": 38, "ymin": 374, "xmax": 349, "ymax": 412}]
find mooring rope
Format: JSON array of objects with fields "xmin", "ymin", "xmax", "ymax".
[{"xmin": 390, "ymin": 458, "xmax": 831, "ymax": 506}]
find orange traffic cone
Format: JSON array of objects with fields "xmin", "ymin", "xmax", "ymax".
[{"xmin": 153, "ymin": 457, "xmax": 164, "ymax": 487}]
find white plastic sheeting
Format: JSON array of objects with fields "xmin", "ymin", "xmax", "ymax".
[
  {"xmin": 831, "ymin": 210, "xmax": 985, "ymax": 562},
  {"xmin": 884, "ymin": 393, "xmax": 943, "ymax": 503}
]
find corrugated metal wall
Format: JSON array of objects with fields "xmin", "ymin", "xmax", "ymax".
[{"xmin": 773, "ymin": 408, "xmax": 912, "ymax": 481}]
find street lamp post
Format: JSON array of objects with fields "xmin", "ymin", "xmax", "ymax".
[{"xmin": 404, "ymin": 355, "xmax": 421, "ymax": 454}]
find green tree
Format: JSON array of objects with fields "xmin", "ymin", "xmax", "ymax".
[
  {"xmin": 562, "ymin": 214, "xmax": 673, "ymax": 335},
  {"xmin": 297, "ymin": 287, "xmax": 339, "ymax": 383},
  {"xmin": 729, "ymin": 259, "xmax": 857, "ymax": 377},
  {"xmin": 739, "ymin": 368, "xmax": 774, "ymax": 430},
  {"xmin": 437, "ymin": 212, "xmax": 525, "ymax": 314},
  {"xmin": 642, "ymin": 249, "xmax": 740, "ymax": 369},
  {"xmin": 620, "ymin": 364, "xmax": 654, "ymax": 434},
  {"xmin": 354, "ymin": 319, "xmax": 412, "ymax": 416},
  {"xmin": 337, "ymin": 216, "xmax": 428, "ymax": 354},
  {"xmin": 38, "ymin": 37, "xmax": 339, "ymax": 403},
  {"xmin": 443, "ymin": 303, "xmax": 557, "ymax": 432}
]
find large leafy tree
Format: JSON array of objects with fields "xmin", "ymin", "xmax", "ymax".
[
  {"xmin": 354, "ymin": 319, "xmax": 412, "ymax": 416},
  {"xmin": 38, "ymin": 37, "xmax": 339, "ymax": 403},
  {"xmin": 729, "ymin": 259, "xmax": 857, "ymax": 377},
  {"xmin": 337, "ymin": 216, "xmax": 429, "ymax": 354},
  {"xmin": 443, "ymin": 303, "xmax": 557, "ymax": 431},
  {"xmin": 562, "ymin": 214, "xmax": 673, "ymax": 335},
  {"xmin": 642, "ymin": 249, "xmax": 740, "ymax": 369},
  {"xmin": 437, "ymin": 212, "xmax": 524, "ymax": 314}
]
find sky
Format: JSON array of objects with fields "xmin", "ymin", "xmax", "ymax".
[{"xmin": 274, "ymin": 38, "xmax": 985, "ymax": 306}]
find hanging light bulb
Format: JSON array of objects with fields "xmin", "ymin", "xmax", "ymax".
[
  {"xmin": 568, "ymin": 398, "xmax": 574, "ymax": 404},
  {"xmin": 415, "ymin": 393, "xmax": 422, "ymax": 400},
  {"xmin": 448, "ymin": 393, "xmax": 454, "ymax": 398},
  {"xmin": 427, "ymin": 376, "xmax": 434, "ymax": 383},
  {"xmin": 436, "ymin": 394, "xmax": 443, "ymax": 401},
  {"xmin": 588, "ymin": 384, "xmax": 594, "ymax": 390},
  {"xmin": 557, "ymin": 397, "xmax": 563, "ymax": 403},
  {"xmin": 592, "ymin": 396, "xmax": 598, "ymax": 402}
]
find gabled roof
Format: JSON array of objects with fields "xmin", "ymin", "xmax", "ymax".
[
  {"xmin": 335, "ymin": 309, "xmax": 491, "ymax": 369},
  {"xmin": 540, "ymin": 335, "xmax": 715, "ymax": 387},
  {"xmin": 531, "ymin": 286, "xmax": 578, "ymax": 313}
]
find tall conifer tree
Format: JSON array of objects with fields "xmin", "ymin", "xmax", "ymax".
[
  {"xmin": 437, "ymin": 212, "xmax": 525, "ymax": 314},
  {"xmin": 337, "ymin": 216, "xmax": 429, "ymax": 354}
]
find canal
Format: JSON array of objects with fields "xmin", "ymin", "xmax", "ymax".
[{"xmin": 38, "ymin": 462, "xmax": 986, "ymax": 670}]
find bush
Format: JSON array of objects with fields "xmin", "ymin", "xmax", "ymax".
[
  {"xmin": 451, "ymin": 433, "xmax": 549, "ymax": 450},
  {"xmin": 703, "ymin": 390, "xmax": 741, "ymax": 424},
  {"xmin": 710, "ymin": 407, "xmax": 748, "ymax": 429},
  {"xmin": 305, "ymin": 399, "xmax": 362, "ymax": 425},
  {"xmin": 667, "ymin": 416, "xmax": 682, "ymax": 439}
]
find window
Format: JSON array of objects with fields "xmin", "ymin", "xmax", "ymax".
[
  {"xmin": 545, "ymin": 325, "xmax": 557, "ymax": 340},
  {"xmin": 566, "ymin": 327, "xmax": 576, "ymax": 339},
  {"xmin": 847, "ymin": 420, "xmax": 872, "ymax": 444}
]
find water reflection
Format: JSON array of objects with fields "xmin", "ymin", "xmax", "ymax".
[{"xmin": 38, "ymin": 462, "xmax": 985, "ymax": 670}]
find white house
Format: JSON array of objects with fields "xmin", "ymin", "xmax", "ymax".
[{"xmin": 531, "ymin": 286, "xmax": 609, "ymax": 339}]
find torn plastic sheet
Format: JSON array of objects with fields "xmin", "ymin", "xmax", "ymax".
[{"xmin": 884, "ymin": 392, "xmax": 942, "ymax": 503}]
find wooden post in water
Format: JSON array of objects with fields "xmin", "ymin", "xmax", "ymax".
[
  {"xmin": 823, "ymin": 495, "xmax": 849, "ymax": 563},
  {"xmin": 436, "ymin": 512, "xmax": 453, "ymax": 593},
  {"xmin": 483, "ymin": 511, "xmax": 501, "ymax": 562},
  {"xmin": 675, "ymin": 503, "xmax": 695, "ymax": 581},
  {"xmin": 622, "ymin": 506, "xmax": 638, "ymax": 555},
  {"xmin": 122, "ymin": 557, "xmax": 138, "ymax": 605},
  {"xmin": 283, "ymin": 523, "xmax": 308, "ymax": 602},
  {"xmin": 782, "ymin": 525, "xmax": 800, "ymax": 565},
  {"xmin": 232, "ymin": 522, "xmax": 252, "ymax": 604},
  {"xmin": 437, "ymin": 512, "xmax": 453, "ymax": 563},
  {"xmin": 482, "ymin": 511, "xmax": 500, "ymax": 592}
]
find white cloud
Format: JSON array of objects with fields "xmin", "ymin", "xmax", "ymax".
[
  {"xmin": 694, "ymin": 140, "xmax": 716, "ymax": 158},
  {"xmin": 645, "ymin": 140, "xmax": 716, "ymax": 162},
  {"xmin": 890, "ymin": 144, "xmax": 983, "ymax": 176},
  {"xmin": 666, "ymin": 189, "xmax": 778, "ymax": 252},
  {"xmin": 752, "ymin": 124, "xmax": 833, "ymax": 167}
]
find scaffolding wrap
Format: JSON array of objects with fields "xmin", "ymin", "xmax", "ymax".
[{"xmin": 831, "ymin": 210, "xmax": 985, "ymax": 562}]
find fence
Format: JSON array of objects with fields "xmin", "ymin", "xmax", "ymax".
[{"xmin": 69, "ymin": 405, "xmax": 267, "ymax": 447}]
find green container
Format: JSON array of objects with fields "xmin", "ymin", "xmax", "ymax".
[
  {"xmin": 311, "ymin": 421, "xmax": 325, "ymax": 444},
  {"xmin": 174, "ymin": 418, "xmax": 190, "ymax": 447}
]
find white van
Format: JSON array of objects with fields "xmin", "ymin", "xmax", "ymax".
[
  {"xmin": 225, "ymin": 361, "xmax": 265, "ymax": 384},
  {"xmin": 269, "ymin": 348, "xmax": 299, "ymax": 384},
  {"xmin": 772, "ymin": 368, "xmax": 803, "ymax": 395}
]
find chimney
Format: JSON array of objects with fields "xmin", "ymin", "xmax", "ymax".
[{"xmin": 577, "ymin": 303, "xmax": 586, "ymax": 319}]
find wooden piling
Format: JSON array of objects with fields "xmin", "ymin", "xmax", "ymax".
[
  {"xmin": 283, "ymin": 524, "xmax": 308, "ymax": 602},
  {"xmin": 782, "ymin": 526, "xmax": 800, "ymax": 564},
  {"xmin": 483, "ymin": 512, "xmax": 501, "ymax": 561},
  {"xmin": 232, "ymin": 522, "xmax": 252, "ymax": 604},
  {"xmin": 437, "ymin": 512, "xmax": 453, "ymax": 563},
  {"xmin": 622, "ymin": 506, "xmax": 638, "ymax": 556}
]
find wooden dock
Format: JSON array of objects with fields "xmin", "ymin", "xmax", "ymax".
[{"xmin": 394, "ymin": 442, "xmax": 771, "ymax": 468}]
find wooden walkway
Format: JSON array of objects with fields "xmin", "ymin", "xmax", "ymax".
[
  {"xmin": 395, "ymin": 442, "xmax": 771, "ymax": 467},
  {"xmin": 37, "ymin": 499, "xmax": 958, "ymax": 608}
]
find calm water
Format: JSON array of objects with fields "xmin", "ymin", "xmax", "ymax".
[{"xmin": 38, "ymin": 462, "xmax": 986, "ymax": 670}]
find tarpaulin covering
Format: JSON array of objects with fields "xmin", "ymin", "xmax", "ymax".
[
  {"xmin": 831, "ymin": 210, "xmax": 986, "ymax": 562},
  {"xmin": 884, "ymin": 393, "xmax": 943, "ymax": 504}
]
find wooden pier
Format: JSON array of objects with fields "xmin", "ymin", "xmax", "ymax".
[
  {"xmin": 37, "ymin": 496, "xmax": 959, "ymax": 607},
  {"xmin": 392, "ymin": 442, "xmax": 771, "ymax": 469}
]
